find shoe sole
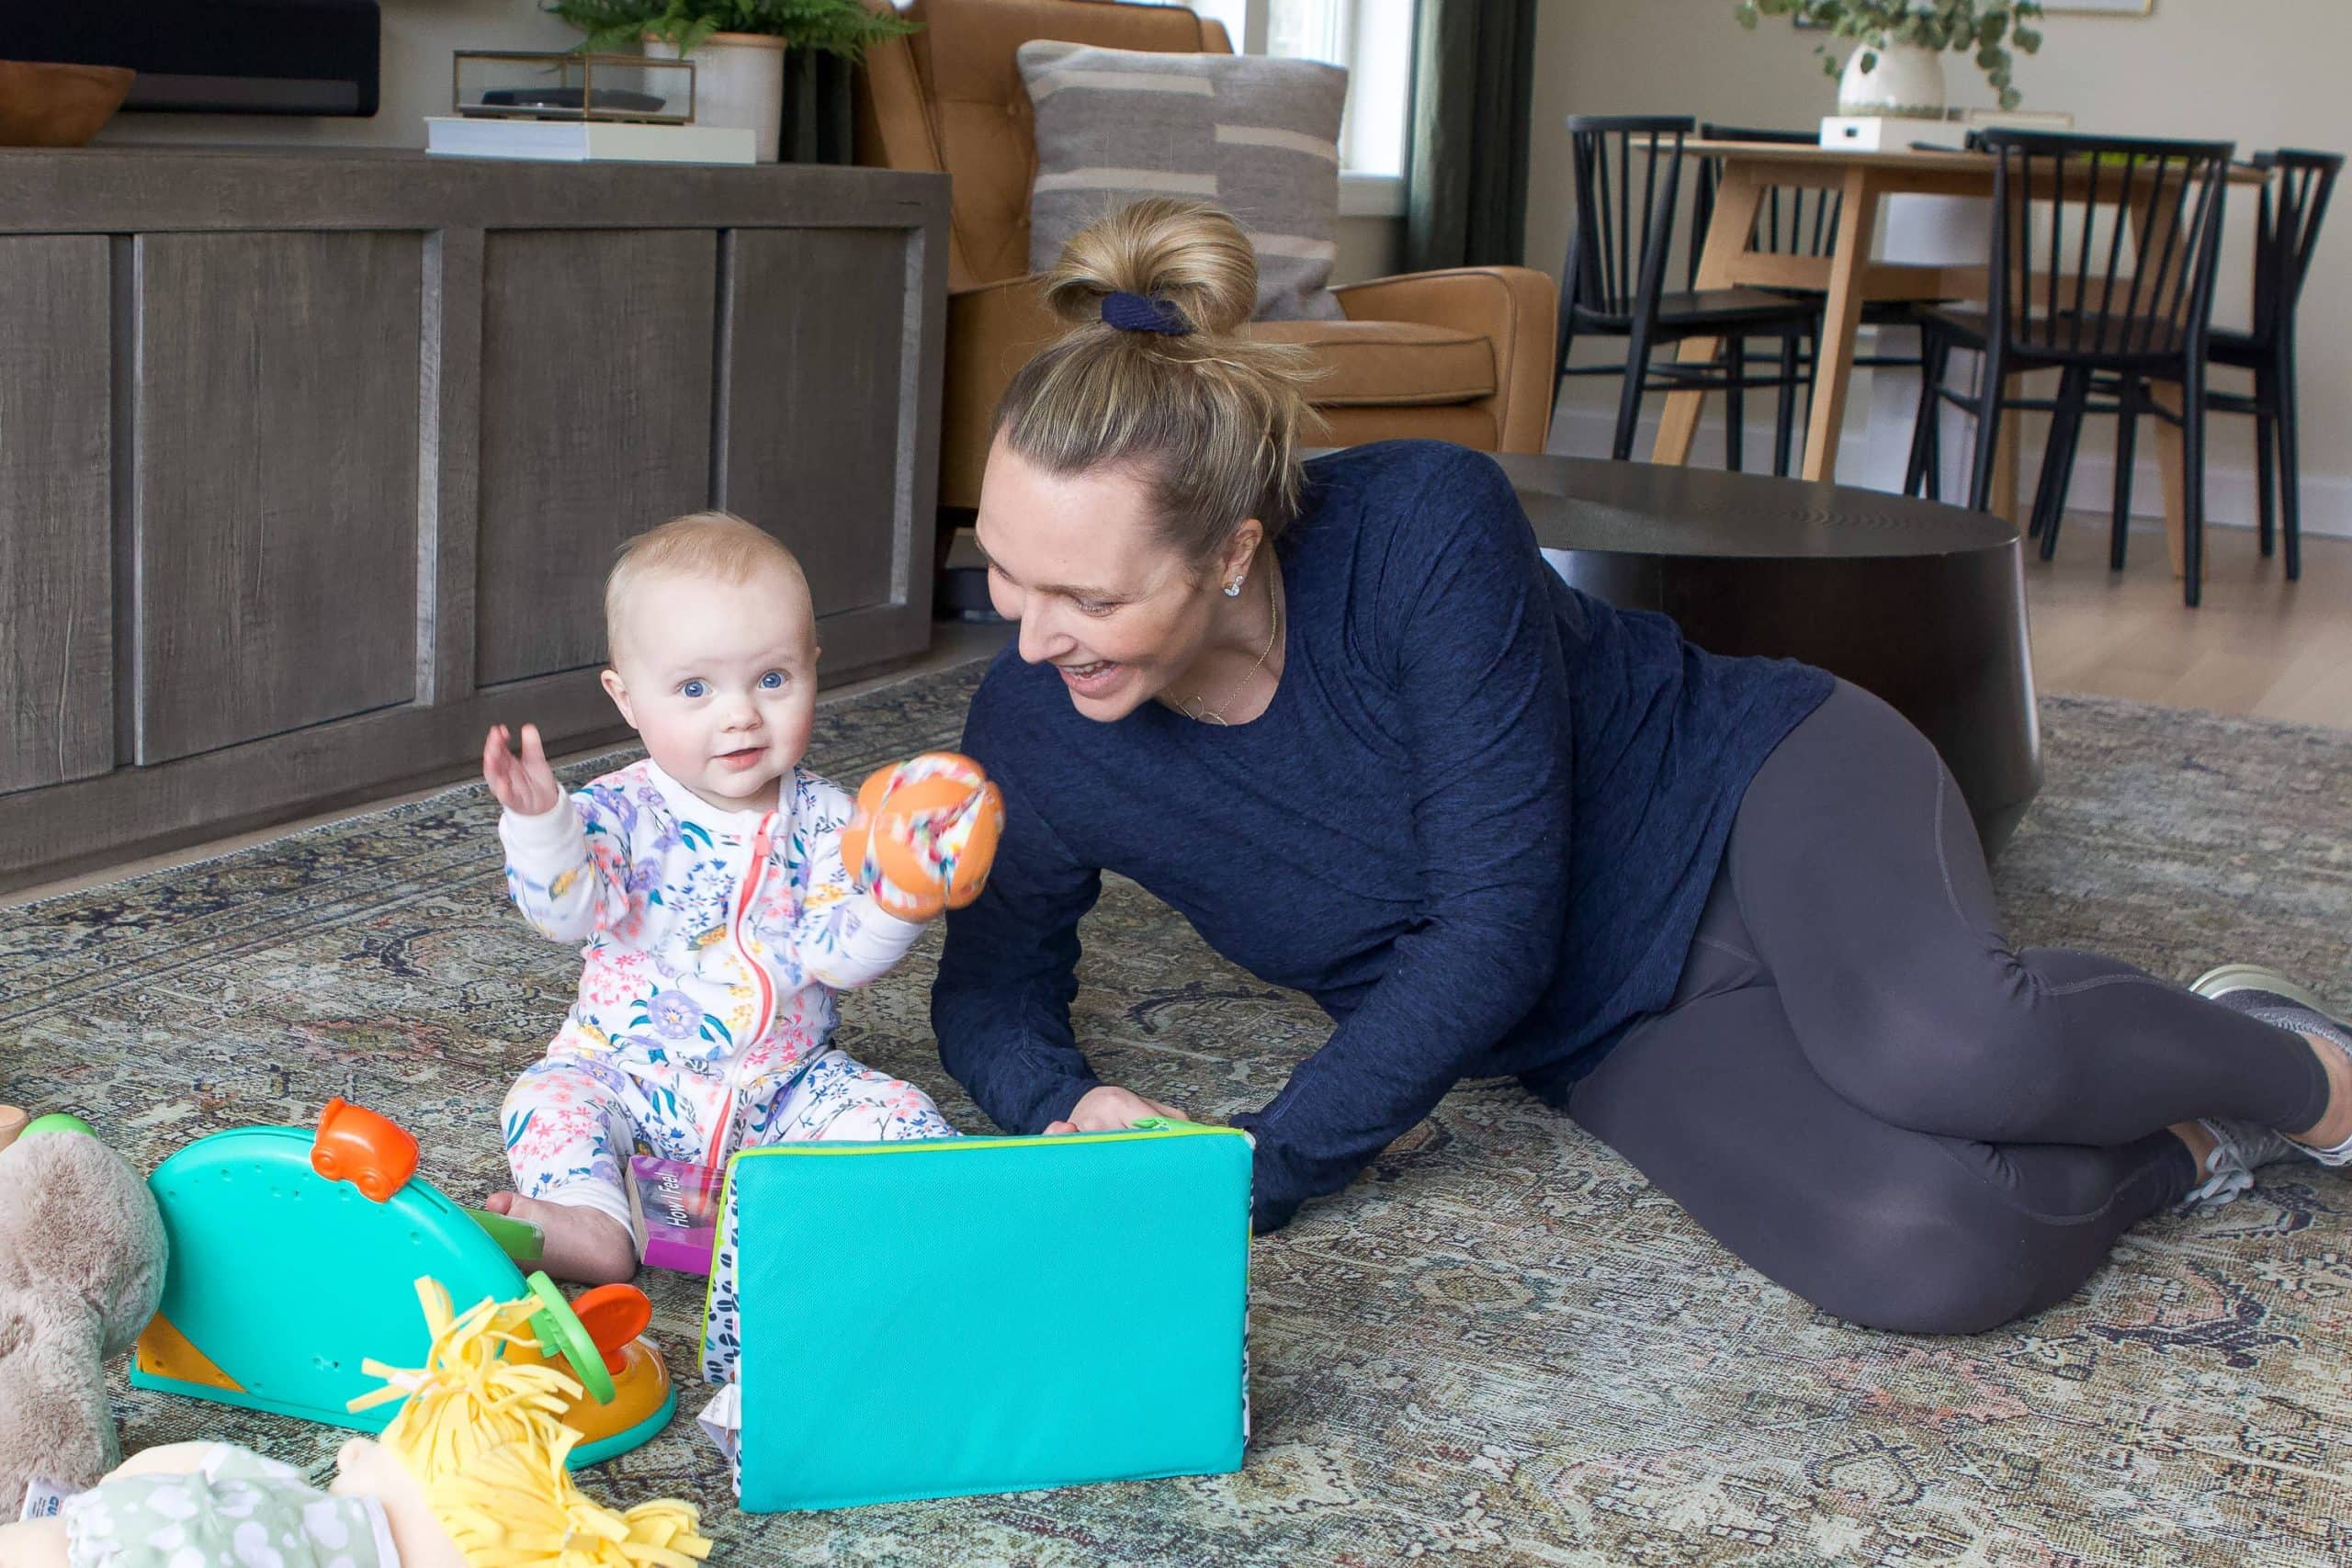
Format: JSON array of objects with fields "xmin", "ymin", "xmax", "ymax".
[{"xmin": 2190, "ymin": 963, "xmax": 2339, "ymax": 1018}]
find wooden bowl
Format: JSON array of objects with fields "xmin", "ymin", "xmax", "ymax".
[{"xmin": 0, "ymin": 60, "xmax": 135, "ymax": 148}]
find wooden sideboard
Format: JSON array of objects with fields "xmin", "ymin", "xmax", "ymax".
[{"xmin": 0, "ymin": 150, "xmax": 947, "ymax": 889}]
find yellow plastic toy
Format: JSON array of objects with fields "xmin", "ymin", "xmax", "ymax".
[
  {"xmin": 349, "ymin": 1276, "xmax": 709, "ymax": 1564},
  {"xmin": 0, "ymin": 1274, "xmax": 711, "ymax": 1566}
]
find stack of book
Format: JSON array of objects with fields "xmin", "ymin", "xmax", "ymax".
[
  {"xmin": 1819, "ymin": 107, "xmax": 2075, "ymax": 153},
  {"xmin": 426, "ymin": 115, "xmax": 755, "ymax": 164}
]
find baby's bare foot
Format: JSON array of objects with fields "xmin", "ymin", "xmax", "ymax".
[{"xmin": 484, "ymin": 1190, "xmax": 637, "ymax": 1284}]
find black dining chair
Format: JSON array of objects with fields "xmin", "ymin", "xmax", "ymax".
[
  {"xmin": 1552, "ymin": 115, "xmax": 1819, "ymax": 467},
  {"xmin": 2185, "ymin": 149, "xmax": 2337, "ymax": 580},
  {"xmin": 1906, "ymin": 130, "xmax": 2236, "ymax": 606}
]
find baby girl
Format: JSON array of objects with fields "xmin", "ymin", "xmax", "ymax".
[{"xmin": 480, "ymin": 511, "xmax": 994, "ymax": 1282}]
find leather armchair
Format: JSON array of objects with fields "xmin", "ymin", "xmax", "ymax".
[{"xmin": 855, "ymin": 0, "xmax": 1558, "ymax": 510}]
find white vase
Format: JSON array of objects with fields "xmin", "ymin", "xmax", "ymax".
[
  {"xmin": 648, "ymin": 31, "xmax": 786, "ymax": 162},
  {"xmin": 1838, "ymin": 40, "xmax": 1947, "ymax": 119}
]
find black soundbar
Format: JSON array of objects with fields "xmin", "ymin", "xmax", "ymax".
[{"xmin": 1, "ymin": 0, "xmax": 382, "ymax": 117}]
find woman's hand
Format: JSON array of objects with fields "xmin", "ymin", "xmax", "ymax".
[
  {"xmin": 1045, "ymin": 1085, "xmax": 1191, "ymax": 1134},
  {"xmin": 482, "ymin": 723, "xmax": 563, "ymax": 817}
]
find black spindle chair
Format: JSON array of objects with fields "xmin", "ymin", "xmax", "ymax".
[
  {"xmin": 2190, "ymin": 148, "xmax": 2337, "ymax": 580},
  {"xmin": 1907, "ymin": 130, "xmax": 2235, "ymax": 606},
  {"xmin": 1552, "ymin": 115, "xmax": 1819, "ymax": 467}
]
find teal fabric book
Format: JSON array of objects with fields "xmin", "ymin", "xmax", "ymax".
[{"xmin": 703, "ymin": 1122, "xmax": 1253, "ymax": 1512}]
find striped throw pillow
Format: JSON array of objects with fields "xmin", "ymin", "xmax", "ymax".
[{"xmin": 1017, "ymin": 40, "xmax": 1350, "ymax": 321}]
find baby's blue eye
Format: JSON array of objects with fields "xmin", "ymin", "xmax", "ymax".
[
  {"xmin": 759, "ymin": 671, "xmax": 786, "ymax": 691},
  {"xmin": 680, "ymin": 680, "xmax": 708, "ymax": 699}
]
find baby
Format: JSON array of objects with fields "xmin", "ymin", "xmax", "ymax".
[{"xmin": 481, "ymin": 512, "xmax": 979, "ymax": 1283}]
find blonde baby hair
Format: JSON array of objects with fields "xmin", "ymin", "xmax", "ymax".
[{"xmin": 605, "ymin": 511, "xmax": 810, "ymax": 667}]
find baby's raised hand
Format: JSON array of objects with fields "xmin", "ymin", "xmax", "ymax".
[
  {"xmin": 482, "ymin": 723, "xmax": 563, "ymax": 817},
  {"xmin": 841, "ymin": 752, "xmax": 1004, "ymax": 921}
]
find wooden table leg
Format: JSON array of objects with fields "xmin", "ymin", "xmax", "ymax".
[
  {"xmin": 1991, "ymin": 393, "xmax": 2023, "ymax": 526},
  {"xmin": 1799, "ymin": 169, "xmax": 1881, "ymax": 482},
  {"xmin": 1651, "ymin": 168, "xmax": 1765, "ymax": 467},
  {"xmin": 2149, "ymin": 378, "xmax": 2188, "ymax": 577}
]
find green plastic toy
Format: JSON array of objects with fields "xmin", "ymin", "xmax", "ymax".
[{"xmin": 128, "ymin": 1100, "xmax": 671, "ymax": 1467}]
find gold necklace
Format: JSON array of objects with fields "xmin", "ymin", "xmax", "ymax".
[{"xmin": 1181, "ymin": 566, "xmax": 1283, "ymax": 726}]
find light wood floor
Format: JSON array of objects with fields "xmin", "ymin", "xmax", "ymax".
[
  {"xmin": 6, "ymin": 530, "xmax": 2344, "ymax": 907},
  {"xmin": 2026, "ymin": 520, "xmax": 2352, "ymax": 728}
]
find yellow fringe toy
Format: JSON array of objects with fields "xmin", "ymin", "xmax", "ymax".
[
  {"xmin": 346, "ymin": 1277, "xmax": 714, "ymax": 1567},
  {"xmin": 0, "ymin": 1275, "xmax": 712, "ymax": 1567}
]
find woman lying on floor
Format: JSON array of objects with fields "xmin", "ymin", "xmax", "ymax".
[{"xmin": 926, "ymin": 197, "xmax": 2352, "ymax": 1335}]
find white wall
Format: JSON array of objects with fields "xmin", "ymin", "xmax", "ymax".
[
  {"xmin": 1333, "ymin": 212, "xmax": 1407, "ymax": 283},
  {"xmin": 1525, "ymin": 0, "xmax": 2352, "ymax": 536}
]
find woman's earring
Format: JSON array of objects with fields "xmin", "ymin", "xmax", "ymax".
[{"xmin": 1225, "ymin": 579, "xmax": 1244, "ymax": 597}]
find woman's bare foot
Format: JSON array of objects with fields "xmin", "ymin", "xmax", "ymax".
[
  {"xmin": 483, "ymin": 1190, "xmax": 637, "ymax": 1284},
  {"xmin": 2290, "ymin": 1031, "xmax": 2352, "ymax": 1149}
]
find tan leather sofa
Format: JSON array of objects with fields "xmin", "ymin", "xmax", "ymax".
[{"xmin": 854, "ymin": 0, "xmax": 1558, "ymax": 510}]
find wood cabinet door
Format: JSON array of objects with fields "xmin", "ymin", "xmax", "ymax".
[
  {"xmin": 473, "ymin": 229, "xmax": 718, "ymax": 688},
  {"xmin": 0, "ymin": 237, "xmax": 112, "ymax": 794},
  {"xmin": 127, "ymin": 231, "xmax": 423, "ymax": 764},
  {"xmin": 716, "ymin": 227, "xmax": 924, "ymax": 624}
]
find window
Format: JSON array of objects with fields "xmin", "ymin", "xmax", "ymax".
[{"xmin": 1147, "ymin": 0, "xmax": 1414, "ymax": 212}]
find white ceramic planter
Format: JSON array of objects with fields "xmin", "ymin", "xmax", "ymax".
[
  {"xmin": 648, "ymin": 31, "xmax": 786, "ymax": 163},
  {"xmin": 1838, "ymin": 41, "xmax": 1947, "ymax": 118}
]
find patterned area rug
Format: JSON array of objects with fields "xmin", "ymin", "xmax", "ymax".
[{"xmin": 6, "ymin": 665, "xmax": 2351, "ymax": 1567}]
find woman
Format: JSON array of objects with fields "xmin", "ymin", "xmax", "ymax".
[{"xmin": 929, "ymin": 198, "xmax": 2352, "ymax": 1335}]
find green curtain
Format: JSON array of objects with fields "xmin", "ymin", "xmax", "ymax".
[{"xmin": 1403, "ymin": 0, "xmax": 1538, "ymax": 272}]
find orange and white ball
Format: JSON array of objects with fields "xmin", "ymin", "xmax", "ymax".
[{"xmin": 840, "ymin": 752, "xmax": 1004, "ymax": 920}]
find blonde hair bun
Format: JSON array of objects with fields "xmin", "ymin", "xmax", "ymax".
[
  {"xmin": 996, "ymin": 199, "xmax": 1321, "ymax": 558},
  {"xmin": 1042, "ymin": 196, "xmax": 1259, "ymax": 339}
]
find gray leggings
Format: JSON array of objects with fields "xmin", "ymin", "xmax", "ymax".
[{"xmin": 1541, "ymin": 680, "xmax": 2331, "ymax": 1336}]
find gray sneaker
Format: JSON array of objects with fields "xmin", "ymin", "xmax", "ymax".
[
  {"xmin": 2177, "ymin": 1118, "xmax": 2290, "ymax": 1213},
  {"xmin": 2191, "ymin": 964, "xmax": 2352, "ymax": 1168}
]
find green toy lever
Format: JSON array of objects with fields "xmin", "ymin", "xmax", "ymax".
[
  {"xmin": 463, "ymin": 1205, "xmax": 546, "ymax": 1263},
  {"xmin": 523, "ymin": 1270, "xmax": 616, "ymax": 1405}
]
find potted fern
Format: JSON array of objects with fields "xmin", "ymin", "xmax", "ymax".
[
  {"xmin": 548, "ymin": 0, "xmax": 916, "ymax": 162},
  {"xmin": 1736, "ymin": 0, "xmax": 2044, "ymax": 117}
]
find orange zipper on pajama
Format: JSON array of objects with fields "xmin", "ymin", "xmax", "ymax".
[{"xmin": 711, "ymin": 810, "xmax": 783, "ymax": 1168}]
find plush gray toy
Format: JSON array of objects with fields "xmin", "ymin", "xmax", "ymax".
[{"xmin": 0, "ymin": 1111, "xmax": 167, "ymax": 1518}]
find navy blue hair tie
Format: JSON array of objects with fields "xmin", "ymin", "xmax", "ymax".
[{"xmin": 1101, "ymin": 289, "xmax": 1193, "ymax": 335}]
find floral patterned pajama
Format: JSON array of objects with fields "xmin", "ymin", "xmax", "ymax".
[
  {"xmin": 503, "ymin": 1044, "xmax": 956, "ymax": 1232},
  {"xmin": 497, "ymin": 758, "xmax": 958, "ymax": 1240}
]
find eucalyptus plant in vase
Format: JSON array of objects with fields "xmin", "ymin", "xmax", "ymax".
[
  {"xmin": 1736, "ymin": 0, "xmax": 2044, "ymax": 117},
  {"xmin": 548, "ymin": 0, "xmax": 916, "ymax": 161}
]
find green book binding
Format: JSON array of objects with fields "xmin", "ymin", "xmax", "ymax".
[{"xmin": 703, "ymin": 1122, "xmax": 1253, "ymax": 1511}]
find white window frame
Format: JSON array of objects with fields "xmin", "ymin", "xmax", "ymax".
[{"xmin": 1186, "ymin": 0, "xmax": 1412, "ymax": 218}]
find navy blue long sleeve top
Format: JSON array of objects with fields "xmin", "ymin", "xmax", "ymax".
[{"xmin": 932, "ymin": 440, "xmax": 1832, "ymax": 1230}]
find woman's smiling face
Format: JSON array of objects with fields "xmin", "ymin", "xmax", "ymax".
[{"xmin": 975, "ymin": 433, "xmax": 1246, "ymax": 723}]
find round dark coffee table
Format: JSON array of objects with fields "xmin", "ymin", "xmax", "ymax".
[{"xmin": 1487, "ymin": 452, "xmax": 2041, "ymax": 856}]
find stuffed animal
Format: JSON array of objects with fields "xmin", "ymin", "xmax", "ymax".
[
  {"xmin": 0, "ymin": 1276, "xmax": 711, "ymax": 1566},
  {"xmin": 840, "ymin": 751, "xmax": 1003, "ymax": 920},
  {"xmin": 0, "ymin": 1114, "xmax": 168, "ymax": 1520}
]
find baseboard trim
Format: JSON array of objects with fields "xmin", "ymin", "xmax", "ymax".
[{"xmin": 1544, "ymin": 401, "xmax": 2352, "ymax": 539}]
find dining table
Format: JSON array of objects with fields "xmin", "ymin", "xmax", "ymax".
[{"xmin": 1651, "ymin": 139, "xmax": 2271, "ymax": 576}]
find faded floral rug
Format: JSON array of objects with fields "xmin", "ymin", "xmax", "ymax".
[{"xmin": 5, "ymin": 664, "xmax": 2350, "ymax": 1567}]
